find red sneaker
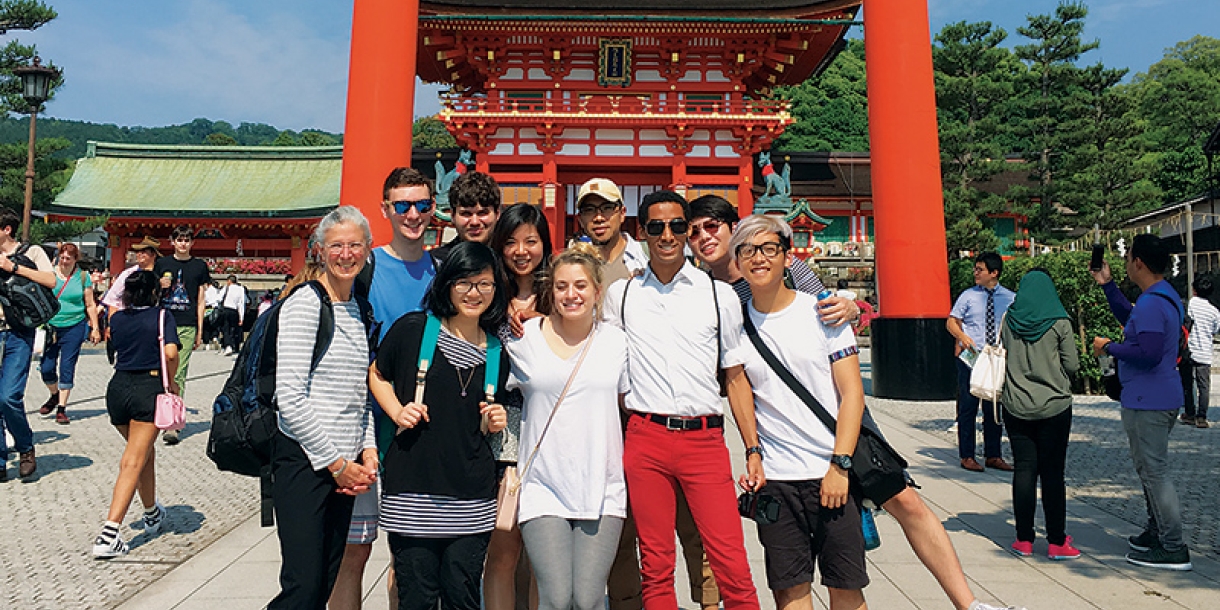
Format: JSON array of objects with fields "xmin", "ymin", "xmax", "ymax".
[
  {"xmin": 1010, "ymin": 540, "xmax": 1033, "ymax": 557},
  {"xmin": 1048, "ymin": 535, "xmax": 1081, "ymax": 560}
]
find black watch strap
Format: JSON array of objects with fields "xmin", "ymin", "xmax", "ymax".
[{"xmin": 745, "ymin": 446, "xmax": 764, "ymax": 460}]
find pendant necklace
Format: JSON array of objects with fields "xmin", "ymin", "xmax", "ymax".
[{"xmin": 456, "ymin": 366, "xmax": 476, "ymax": 398}]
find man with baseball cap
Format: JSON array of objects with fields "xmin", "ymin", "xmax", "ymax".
[
  {"xmin": 102, "ymin": 236, "xmax": 161, "ymax": 313},
  {"xmin": 575, "ymin": 178, "xmax": 647, "ymax": 286}
]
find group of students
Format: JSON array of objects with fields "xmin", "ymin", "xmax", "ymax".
[{"xmin": 257, "ymin": 169, "xmax": 1022, "ymax": 610}]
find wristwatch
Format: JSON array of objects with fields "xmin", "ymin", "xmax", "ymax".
[
  {"xmin": 745, "ymin": 446, "xmax": 764, "ymax": 460},
  {"xmin": 830, "ymin": 454, "xmax": 853, "ymax": 470}
]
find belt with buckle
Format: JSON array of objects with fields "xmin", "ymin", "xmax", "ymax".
[{"xmin": 636, "ymin": 412, "xmax": 724, "ymax": 431}]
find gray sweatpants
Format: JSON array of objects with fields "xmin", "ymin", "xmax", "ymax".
[{"xmin": 520, "ymin": 516, "xmax": 625, "ymax": 610}]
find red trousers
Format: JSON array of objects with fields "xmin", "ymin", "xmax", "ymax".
[{"xmin": 624, "ymin": 414, "xmax": 760, "ymax": 610}]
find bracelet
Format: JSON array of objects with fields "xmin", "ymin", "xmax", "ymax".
[
  {"xmin": 330, "ymin": 458, "xmax": 348, "ymax": 479},
  {"xmin": 745, "ymin": 446, "xmax": 764, "ymax": 460}
]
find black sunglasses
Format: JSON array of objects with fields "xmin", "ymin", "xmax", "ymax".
[
  {"xmin": 388, "ymin": 199, "xmax": 434, "ymax": 215},
  {"xmin": 644, "ymin": 218, "xmax": 689, "ymax": 236}
]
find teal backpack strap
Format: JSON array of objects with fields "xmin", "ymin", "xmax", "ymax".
[
  {"xmin": 377, "ymin": 314, "xmax": 443, "ymax": 460},
  {"xmin": 483, "ymin": 331, "xmax": 502, "ymax": 402}
]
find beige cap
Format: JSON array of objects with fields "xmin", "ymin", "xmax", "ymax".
[
  {"xmin": 129, "ymin": 236, "xmax": 161, "ymax": 253},
  {"xmin": 576, "ymin": 178, "xmax": 622, "ymax": 207}
]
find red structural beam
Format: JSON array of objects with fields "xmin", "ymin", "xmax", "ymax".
[{"xmin": 341, "ymin": 0, "xmax": 420, "ymax": 247}]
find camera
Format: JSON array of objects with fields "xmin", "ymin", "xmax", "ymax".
[{"xmin": 737, "ymin": 491, "xmax": 780, "ymax": 525}]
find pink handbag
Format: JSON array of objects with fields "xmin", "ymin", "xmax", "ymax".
[{"xmin": 154, "ymin": 309, "xmax": 185, "ymax": 431}]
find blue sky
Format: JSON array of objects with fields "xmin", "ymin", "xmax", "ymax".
[{"xmin": 13, "ymin": 0, "xmax": 1219, "ymax": 133}]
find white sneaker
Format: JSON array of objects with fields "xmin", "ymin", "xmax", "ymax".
[
  {"xmin": 969, "ymin": 602, "xmax": 1027, "ymax": 610},
  {"xmin": 222, "ymin": 347, "xmax": 233, "ymax": 356},
  {"xmin": 143, "ymin": 502, "xmax": 166, "ymax": 536},
  {"xmin": 92, "ymin": 534, "xmax": 129, "ymax": 559}
]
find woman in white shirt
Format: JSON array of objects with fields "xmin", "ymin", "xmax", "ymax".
[{"xmin": 506, "ymin": 242, "xmax": 629, "ymax": 610}]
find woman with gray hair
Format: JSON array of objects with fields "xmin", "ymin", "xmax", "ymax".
[{"xmin": 269, "ymin": 205, "xmax": 379, "ymax": 609}]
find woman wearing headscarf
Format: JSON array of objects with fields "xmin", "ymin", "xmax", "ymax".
[{"xmin": 1001, "ymin": 269, "xmax": 1080, "ymax": 560}]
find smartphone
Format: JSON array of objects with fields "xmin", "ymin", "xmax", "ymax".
[{"xmin": 1090, "ymin": 244, "xmax": 1105, "ymax": 272}]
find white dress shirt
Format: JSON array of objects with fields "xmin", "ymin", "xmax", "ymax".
[{"xmin": 604, "ymin": 261, "xmax": 745, "ymax": 417}]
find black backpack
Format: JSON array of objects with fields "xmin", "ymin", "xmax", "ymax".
[
  {"xmin": 206, "ymin": 280, "xmax": 374, "ymax": 525},
  {"xmin": 0, "ymin": 244, "xmax": 60, "ymax": 329}
]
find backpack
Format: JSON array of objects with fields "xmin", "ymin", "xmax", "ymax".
[
  {"xmin": 0, "ymin": 244, "xmax": 60, "ymax": 329},
  {"xmin": 206, "ymin": 280, "xmax": 375, "ymax": 525}
]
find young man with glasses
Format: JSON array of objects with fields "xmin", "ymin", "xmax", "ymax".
[
  {"xmin": 605, "ymin": 190, "xmax": 762, "ymax": 610},
  {"xmin": 430, "ymin": 171, "xmax": 501, "ymax": 265},
  {"xmin": 153, "ymin": 226, "xmax": 211, "ymax": 445},
  {"xmin": 574, "ymin": 178, "xmax": 647, "ymax": 285},
  {"xmin": 334, "ymin": 167, "xmax": 442, "ymax": 610}
]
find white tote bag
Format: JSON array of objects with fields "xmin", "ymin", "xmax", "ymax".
[{"xmin": 969, "ymin": 344, "xmax": 1006, "ymax": 403}]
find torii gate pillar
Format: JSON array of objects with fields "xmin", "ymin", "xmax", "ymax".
[
  {"xmin": 340, "ymin": 0, "xmax": 419, "ymax": 246},
  {"xmin": 864, "ymin": 0, "xmax": 956, "ymax": 400}
]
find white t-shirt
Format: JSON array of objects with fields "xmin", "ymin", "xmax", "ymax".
[
  {"xmin": 506, "ymin": 318, "xmax": 629, "ymax": 523},
  {"xmin": 730, "ymin": 291, "xmax": 858, "ymax": 481}
]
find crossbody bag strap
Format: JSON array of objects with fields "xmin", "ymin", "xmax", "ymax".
[
  {"xmin": 513, "ymin": 325, "xmax": 597, "ymax": 493},
  {"xmin": 741, "ymin": 302, "xmax": 839, "ymax": 436},
  {"xmin": 158, "ymin": 309, "xmax": 171, "ymax": 393},
  {"xmin": 53, "ymin": 269, "xmax": 75, "ymax": 300}
]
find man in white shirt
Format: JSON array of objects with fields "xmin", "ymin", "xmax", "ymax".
[
  {"xmin": 218, "ymin": 274, "xmax": 248, "ymax": 356},
  {"xmin": 604, "ymin": 190, "xmax": 761, "ymax": 610},
  {"xmin": 1185, "ymin": 278, "xmax": 1220, "ymax": 428}
]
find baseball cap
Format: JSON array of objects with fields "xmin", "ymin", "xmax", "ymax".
[{"xmin": 576, "ymin": 178, "xmax": 623, "ymax": 207}]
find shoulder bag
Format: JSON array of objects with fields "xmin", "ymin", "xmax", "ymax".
[
  {"xmin": 495, "ymin": 324, "xmax": 596, "ymax": 531},
  {"xmin": 741, "ymin": 304, "xmax": 908, "ymax": 506},
  {"xmin": 155, "ymin": 309, "xmax": 186, "ymax": 431}
]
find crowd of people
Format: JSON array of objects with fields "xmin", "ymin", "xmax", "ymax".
[{"xmin": 0, "ymin": 166, "xmax": 1208, "ymax": 609}]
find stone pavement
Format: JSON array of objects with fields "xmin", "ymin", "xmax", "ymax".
[{"xmin": 6, "ymin": 348, "xmax": 1220, "ymax": 609}]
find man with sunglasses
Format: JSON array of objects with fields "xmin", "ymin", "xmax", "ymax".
[
  {"xmin": 574, "ymin": 178, "xmax": 647, "ymax": 285},
  {"xmin": 339, "ymin": 167, "xmax": 442, "ymax": 610},
  {"xmin": 605, "ymin": 190, "xmax": 762, "ymax": 610},
  {"xmin": 153, "ymin": 225, "xmax": 210, "ymax": 445},
  {"xmin": 430, "ymin": 171, "xmax": 501, "ymax": 265}
]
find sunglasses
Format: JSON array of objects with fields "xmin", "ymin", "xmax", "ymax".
[
  {"xmin": 644, "ymin": 218, "xmax": 689, "ymax": 236},
  {"xmin": 388, "ymin": 199, "xmax": 434, "ymax": 215},
  {"xmin": 689, "ymin": 219, "xmax": 724, "ymax": 239}
]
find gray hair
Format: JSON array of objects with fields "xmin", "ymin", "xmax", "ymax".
[
  {"xmin": 728, "ymin": 214, "xmax": 793, "ymax": 261},
  {"xmin": 313, "ymin": 205, "xmax": 373, "ymax": 250}
]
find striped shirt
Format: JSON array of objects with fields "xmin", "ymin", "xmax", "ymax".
[
  {"xmin": 275, "ymin": 287, "xmax": 375, "ymax": 470},
  {"xmin": 1188, "ymin": 297, "xmax": 1220, "ymax": 364},
  {"xmin": 382, "ymin": 326, "xmax": 497, "ymax": 537}
]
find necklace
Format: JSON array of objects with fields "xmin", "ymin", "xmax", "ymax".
[{"xmin": 455, "ymin": 366, "xmax": 477, "ymax": 398}]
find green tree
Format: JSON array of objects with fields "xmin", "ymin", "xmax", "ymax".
[
  {"xmin": 1012, "ymin": 1, "xmax": 1098, "ymax": 234},
  {"xmin": 0, "ymin": 135, "xmax": 69, "ymax": 213},
  {"xmin": 203, "ymin": 132, "xmax": 238, "ymax": 146},
  {"xmin": 29, "ymin": 214, "xmax": 106, "ymax": 244},
  {"xmin": 271, "ymin": 130, "xmax": 299, "ymax": 146},
  {"xmin": 0, "ymin": 1, "xmax": 58, "ymax": 115},
  {"xmin": 771, "ymin": 39, "xmax": 869, "ymax": 151},
  {"xmin": 412, "ymin": 116, "xmax": 456, "ymax": 149},
  {"xmin": 299, "ymin": 130, "xmax": 337, "ymax": 146}
]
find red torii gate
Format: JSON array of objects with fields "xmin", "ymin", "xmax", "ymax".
[{"xmin": 338, "ymin": 0, "xmax": 952, "ymax": 399}]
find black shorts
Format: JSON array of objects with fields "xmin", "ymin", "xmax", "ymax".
[
  {"xmin": 755, "ymin": 479, "xmax": 869, "ymax": 592},
  {"xmin": 106, "ymin": 370, "xmax": 163, "ymax": 426}
]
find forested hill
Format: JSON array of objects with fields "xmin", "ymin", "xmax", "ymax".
[{"xmin": 0, "ymin": 116, "xmax": 342, "ymax": 160}]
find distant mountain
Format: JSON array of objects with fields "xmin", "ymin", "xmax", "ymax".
[{"xmin": 0, "ymin": 116, "xmax": 343, "ymax": 160}]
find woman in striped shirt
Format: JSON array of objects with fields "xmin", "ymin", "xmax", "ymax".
[
  {"xmin": 370, "ymin": 240, "xmax": 510, "ymax": 610},
  {"xmin": 269, "ymin": 206, "xmax": 378, "ymax": 610}
]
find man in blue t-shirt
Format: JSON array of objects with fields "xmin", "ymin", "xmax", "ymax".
[
  {"xmin": 333, "ymin": 167, "xmax": 440, "ymax": 609},
  {"xmin": 1091, "ymin": 234, "xmax": 1192, "ymax": 571}
]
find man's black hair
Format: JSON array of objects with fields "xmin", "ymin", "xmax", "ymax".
[
  {"xmin": 689, "ymin": 194, "xmax": 738, "ymax": 226},
  {"xmin": 1131, "ymin": 233, "xmax": 1170, "ymax": 275},
  {"xmin": 450, "ymin": 171, "xmax": 502, "ymax": 211},
  {"xmin": 171, "ymin": 225, "xmax": 194, "ymax": 240},
  {"xmin": 975, "ymin": 252, "xmax": 1003, "ymax": 276},
  {"xmin": 638, "ymin": 190, "xmax": 690, "ymax": 224},
  {"xmin": 1194, "ymin": 277, "xmax": 1214, "ymax": 298},
  {"xmin": 0, "ymin": 208, "xmax": 20, "ymax": 236},
  {"xmin": 383, "ymin": 167, "xmax": 435, "ymax": 200},
  {"xmin": 424, "ymin": 241, "xmax": 509, "ymax": 332}
]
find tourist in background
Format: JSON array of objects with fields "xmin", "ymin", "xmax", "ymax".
[
  {"xmin": 370, "ymin": 241, "xmax": 510, "ymax": 610},
  {"xmin": 92, "ymin": 270, "xmax": 178, "ymax": 558},
  {"xmin": 485, "ymin": 202, "xmax": 553, "ymax": 610},
  {"xmin": 1001, "ymin": 269, "xmax": 1080, "ymax": 561},
  {"xmin": 38, "ymin": 243, "xmax": 101, "ymax": 425},
  {"xmin": 154, "ymin": 225, "xmax": 211, "ymax": 445},
  {"xmin": 507, "ymin": 242, "xmax": 628, "ymax": 610},
  {"xmin": 218, "ymin": 274, "xmax": 248, "ymax": 356},
  {"xmin": 268, "ymin": 207, "xmax": 378, "ymax": 608},
  {"xmin": 430, "ymin": 171, "xmax": 502, "ymax": 264},
  {"xmin": 1183, "ymin": 277, "xmax": 1220, "ymax": 428}
]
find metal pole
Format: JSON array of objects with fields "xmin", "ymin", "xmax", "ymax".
[
  {"xmin": 1185, "ymin": 202, "xmax": 1195, "ymax": 284},
  {"xmin": 21, "ymin": 109, "xmax": 37, "ymax": 243}
]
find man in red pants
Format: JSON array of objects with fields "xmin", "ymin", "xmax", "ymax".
[{"xmin": 604, "ymin": 190, "xmax": 762, "ymax": 610}]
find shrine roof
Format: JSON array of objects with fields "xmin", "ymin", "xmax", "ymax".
[
  {"xmin": 50, "ymin": 142, "xmax": 342, "ymax": 218},
  {"xmin": 421, "ymin": 0, "xmax": 857, "ymax": 15}
]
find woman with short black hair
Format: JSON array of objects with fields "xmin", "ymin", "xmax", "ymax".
[
  {"xmin": 371, "ymin": 240, "xmax": 511, "ymax": 610},
  {"xmin": 93, "ymin": 270, "xmax": 179, "ymax": 558}
]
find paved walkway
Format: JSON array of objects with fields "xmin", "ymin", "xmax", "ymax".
[{"xmin": 5, "ymin": 349, "xmax": 1219, "ymax": 609}]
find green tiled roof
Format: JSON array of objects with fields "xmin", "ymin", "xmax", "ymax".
[{"xmin": 51, "ymin": 142, "xmax": 342, "ymax": 218}]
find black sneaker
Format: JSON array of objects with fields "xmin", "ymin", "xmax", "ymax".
[
  {"xmin": 1126, "ymin": 545, "xmax": 1192, "ymax": 571},
  {"xmin": 1127, "ymin": 530, "xmax": 1156, "ymax": 552},
  {"xmin": 162, "ymin": 430, "xmax": 180, "ymax": 446}
]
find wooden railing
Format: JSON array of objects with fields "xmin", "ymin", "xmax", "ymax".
[{"xmin": 441, "ymin": 95, "xmax": 790, "ymax": 117}]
